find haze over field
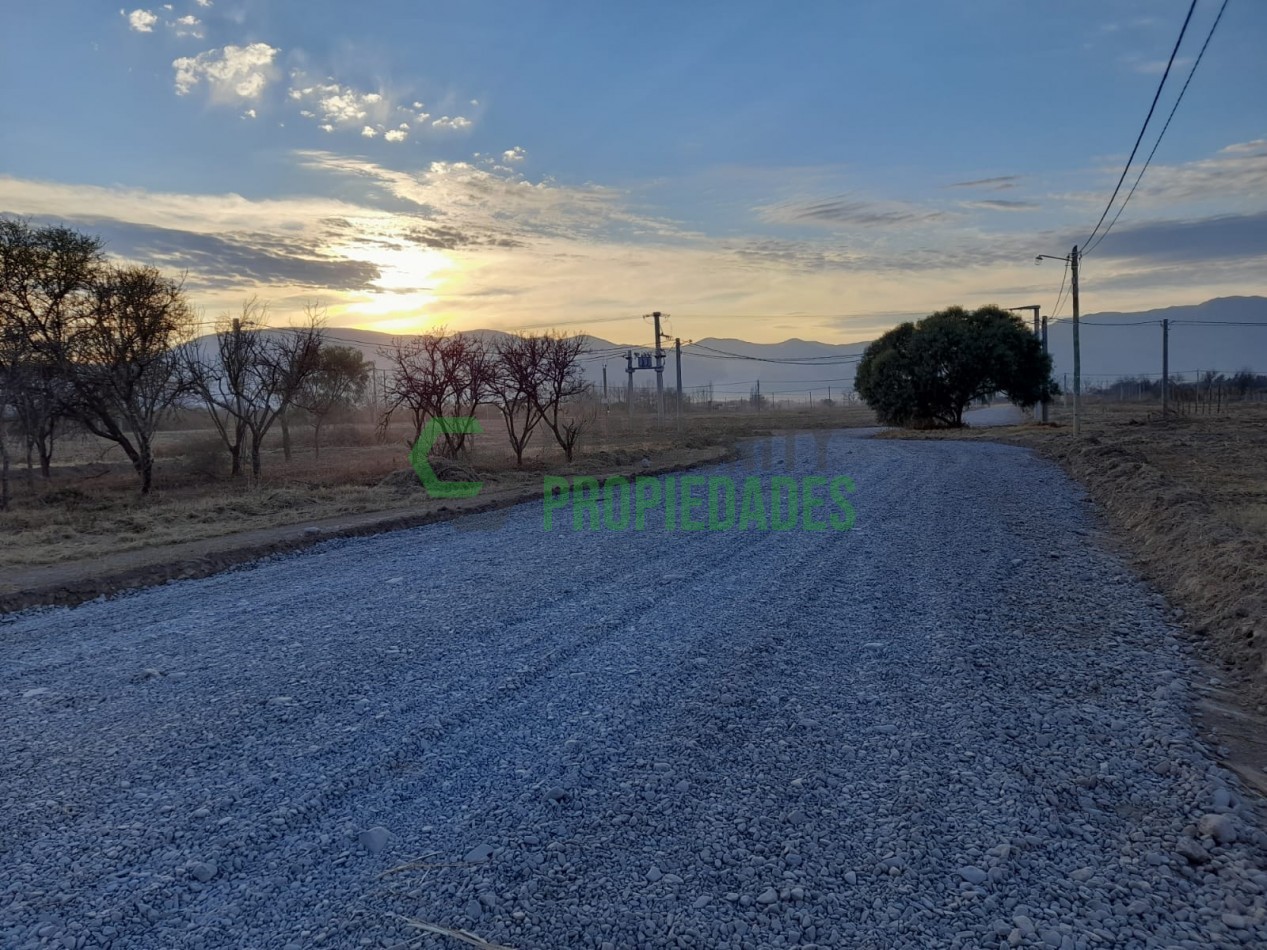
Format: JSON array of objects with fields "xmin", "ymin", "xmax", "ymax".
[
  {"xmin": 285, "ymin": 296, "xmax": 1264, "ymax": 400},
  {"xmin": 2, "ymin": 1, "xmax": 1265, "ymax": 344}
]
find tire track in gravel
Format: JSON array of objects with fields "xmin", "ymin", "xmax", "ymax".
[{"xmin": 4, "ymin": 434, "xmax": 1267, "ymax": 949}]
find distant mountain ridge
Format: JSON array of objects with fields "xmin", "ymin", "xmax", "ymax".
[{"xmin": 200, "ymin": 296, "xmax": 1265, "ymax": 400}]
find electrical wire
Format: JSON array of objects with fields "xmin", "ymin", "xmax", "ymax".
[
  {"xmin": 1081, "ymin": 0, "xmax": 1199, "ymax": 251},
  {"xmin": 1084, "ymin": 0, "xmax": 1231, "ymax": 255},
  {"xmin": 685, "ymin": 342, "xmax": 862, "ymax": 364},
  {"xmin": 1050, "ymin": 259, "xmax": 1071, "ymax": 319}
]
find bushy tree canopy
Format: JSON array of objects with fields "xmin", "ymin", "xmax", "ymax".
[{"xmin": 854, "ymin": 305, "xmax": 1056, "ymax": 427}]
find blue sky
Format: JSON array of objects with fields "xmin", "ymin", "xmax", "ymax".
[{"xmin": 1, "ymin": 0, "xmax": 1264, "ymax": 342}]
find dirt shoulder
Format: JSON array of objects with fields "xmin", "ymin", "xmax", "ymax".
[
  {"xmin": 0, "ymin": 445, "xmax": 733, "ymax": 615},
  {"xmin": 879, "ymin": 401, "xmax": 1267, "ymax": 797}
]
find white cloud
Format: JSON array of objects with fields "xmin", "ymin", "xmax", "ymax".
[
  {"xmin": 171, "ymin": 14, "xmax": 204, "ymax": 38},
  {"xmin": 124, "ymin": 8, "xmax": 159, "ymax": 32},
  {"xmin": 4, "ymin": 150, "xmax": 1259, "ymax": 342},
  {"xmin": 289, "ymin": 80, "xmax": 392, "ymax": 131},
  {"xmin": 756, "ymin": 195, "xmax": 950, "ymax": 229},
  {"xmin": 385, "ymin": 128, "xmax": 408, "ymax": 143},
  {"xmin": 195, "ymin": 0, "xmax": 212, "ymax": 6},
  {"xmin": 502, "ymin": 146, "xmax": 526, "ymax": 164},
  {"xmin": 1060, "ymin": 139, "xmax": 1267, "ymax": 213},
  {"xmin": 173, "ymin": 43, "xmax": 280, "ymax": 102},
  {"xmin": 242, "ymin": 108, "xmax": 257, "ymax": 119},
  {"xmin": 361, "ymin": 126, "xmax": 378, "ymax": 138},
  {"xmin": 432, "ymin": 115, "xmax": 472, "ymax": 131},
  {"xmin": 1125, "ymin": 54, "xmax": 1193, "ymax": 75}
]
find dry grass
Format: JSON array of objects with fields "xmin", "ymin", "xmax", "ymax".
[{"xmin": 1, "ymin": 403, "xmax": 877, "ymax": 571}]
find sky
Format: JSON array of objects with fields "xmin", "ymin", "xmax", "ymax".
[{"xmin": 1, "ymin": 0, "xmax": 1264, "ymax": 345}]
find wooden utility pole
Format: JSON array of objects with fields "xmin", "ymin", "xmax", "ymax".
[
  {"xmin": 625, "ymin": 350, "xmax": 634, "ymax": 416},
  {"xmin": 1162, "ymin": 318, "xmax": 1170, "ymax": 416},
  {"xmin": 602, "ymin": 365, "xmax": 608, "ymax": 405},
  {"xmin": 674, "ymin": 338, "xmax": 683, "ymax": 429},
  {"xmin": 652, "ymin": 311, "xmax": 666, "ymax": 425},
  {"xmin": 1070, "ymin": 245, "xmax": 1082, "ymax": 437}
]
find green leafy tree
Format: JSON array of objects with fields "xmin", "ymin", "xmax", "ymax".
[
  {"xmin": 294, "ymin": 344, "xmax": 370, "ymax": 458},
  {"xmin": 855, "ymin": 305, "xmax": 1056, "ymax": 427}
]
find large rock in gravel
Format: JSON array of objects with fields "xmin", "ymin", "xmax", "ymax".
[
  {"xmin": 1198, "ymin": 813, "xmax": 1238, "ymax": 844},
  {"xmin": 358, "ymin": 826, "xmax": 391, "ymax": 854}
]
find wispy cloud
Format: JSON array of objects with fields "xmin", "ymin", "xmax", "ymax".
[
  {"xmin": 2, "ymin": 135, "xmax": 1261, "ymax": 339},
  {"xmin": 962, "ymin": 199, "xmax": 1040, "ymax": 212},
  {"xmin": 171, "ymin": 14, "xmax": 204, "ymax": 39},
  {"xmin": 946, "ymin": 175, "xmax": 1019, "ymax": 191},
  {"xmin": 1057, "ymin": 139, "xmax": 1267, "ymax": 212},
  {"xmin": 432, "ymin": 115, "xmax": 473, "ymax": 131},
  {"xmin": 1123, "ymin": 54, "xmax": 1193, "ymax": 75},
  {"xmin": 1084, "ymin": 211, "xmax": 1267, "ymax": 263},
  {"xmin": 756, "ymin": 195, "xmax": 948, "ymax": 228},
  {"xmin": 289, "ymin": 79, "xmax": 389, "ymax": 129},
  {"xmin": 173, "ymin": 43, "xmax": 280, "ymax": 102}
]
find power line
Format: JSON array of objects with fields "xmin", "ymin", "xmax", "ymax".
[
  {"xmin": 1050, "ymin": 259, "xmax": 1071, "ymax": 319},
  {"xmin": 1082, "ymin": 0, "xmax": 1199, "ymax": 251},
  {"xmin": 1048, "ymin": 318, "xmax": 1163, "ymax": 327},
  {"xmin": 685, "ymin": 342, "xmax": 862, "ymax": 364},
  {"xmin": 1172, "ymin": 319, "xmax": 1267, "ymax": 326},
  {"xmin": 1084, "ymin": 0, "xmax": 1231, "ymax": 255}
]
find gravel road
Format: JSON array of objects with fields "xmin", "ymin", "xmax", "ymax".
[{"xmin": 3, "ymin": 434, "xmax": 1265, "ymax": 949}]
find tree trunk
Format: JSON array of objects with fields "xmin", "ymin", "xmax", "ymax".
[
  {"xmin": 137, "ymin": 440, "xmax": 155, "ymax": 495},
  {"xmin": 24, "ymin": 441, "xmax": 34, "ymax": 489},
  {"xmin": 38, "ymin": 439, "xmax": 53, "ymax": 478},
  {"xmin": 250, "ymin": 434, "xmax": 264, "ymax": 482},
  {"xmin": 281, "ymin": 415, "xmax": 292, "ymax": 461},
  {"xmin": 229, "ymin": 443, "xmax": 242, "ymax": 477},
  {"xmin": 312, "ymin": 419, "xmax": 323, "ymax": 459},
  {"xmin": 0, "ymin": 429, "xmax": 10, "ymax": 511}
]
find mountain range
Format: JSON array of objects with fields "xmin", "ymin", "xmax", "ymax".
[{"xmin": 293, "ymin": 296, "xmax": 1267, "ymax": 402}]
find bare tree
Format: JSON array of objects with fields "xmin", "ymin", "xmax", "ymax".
[
  {"xmin": 59, "ymin": 265, "xmax": 197, "ymax": 493},
  {"xmin": 378, "ymin": 335, "xmax": 444, "ymax": 445},
  {"xmin": 0, "ymin": 219, "xmax": 192, "ymax": 494},
  {"xmin": 0, "ymin": 219, "xmax": 104, "ymax": 504},
  {"xmin": 379, "ymin": 328, "xmax": 493, "ymax": 455},
  {"xmin": 294, "ymin": 344, "xmax": 370, "ymax": 458},
  {"xmin": 1230, "ymin": 368, "xmax": 1256, "ymax": 399},
  {"xmin": 555, "ymin": 393, "xmax": 597, "ymax": 463},
  {"xmin": 9, "ymin": 361, "xmax": 64, "ymax": 483},
  {"xmin": 185, "ymin": 298, "xmax": 323, "ymax": 481},
  {"xmin": 0, "ymin": 309, "xmax": 19, "ymax": 510},
  {"xmin": 183, "ymin": 302, "xmax": 258, "ymax": 478},
  {"xmin": 534, "ymin": 332, "xmax": 588, "ymax": 462},
  {"xmin": 491, "ymin": 333, "xmax": 547, "ymax": 467}
]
